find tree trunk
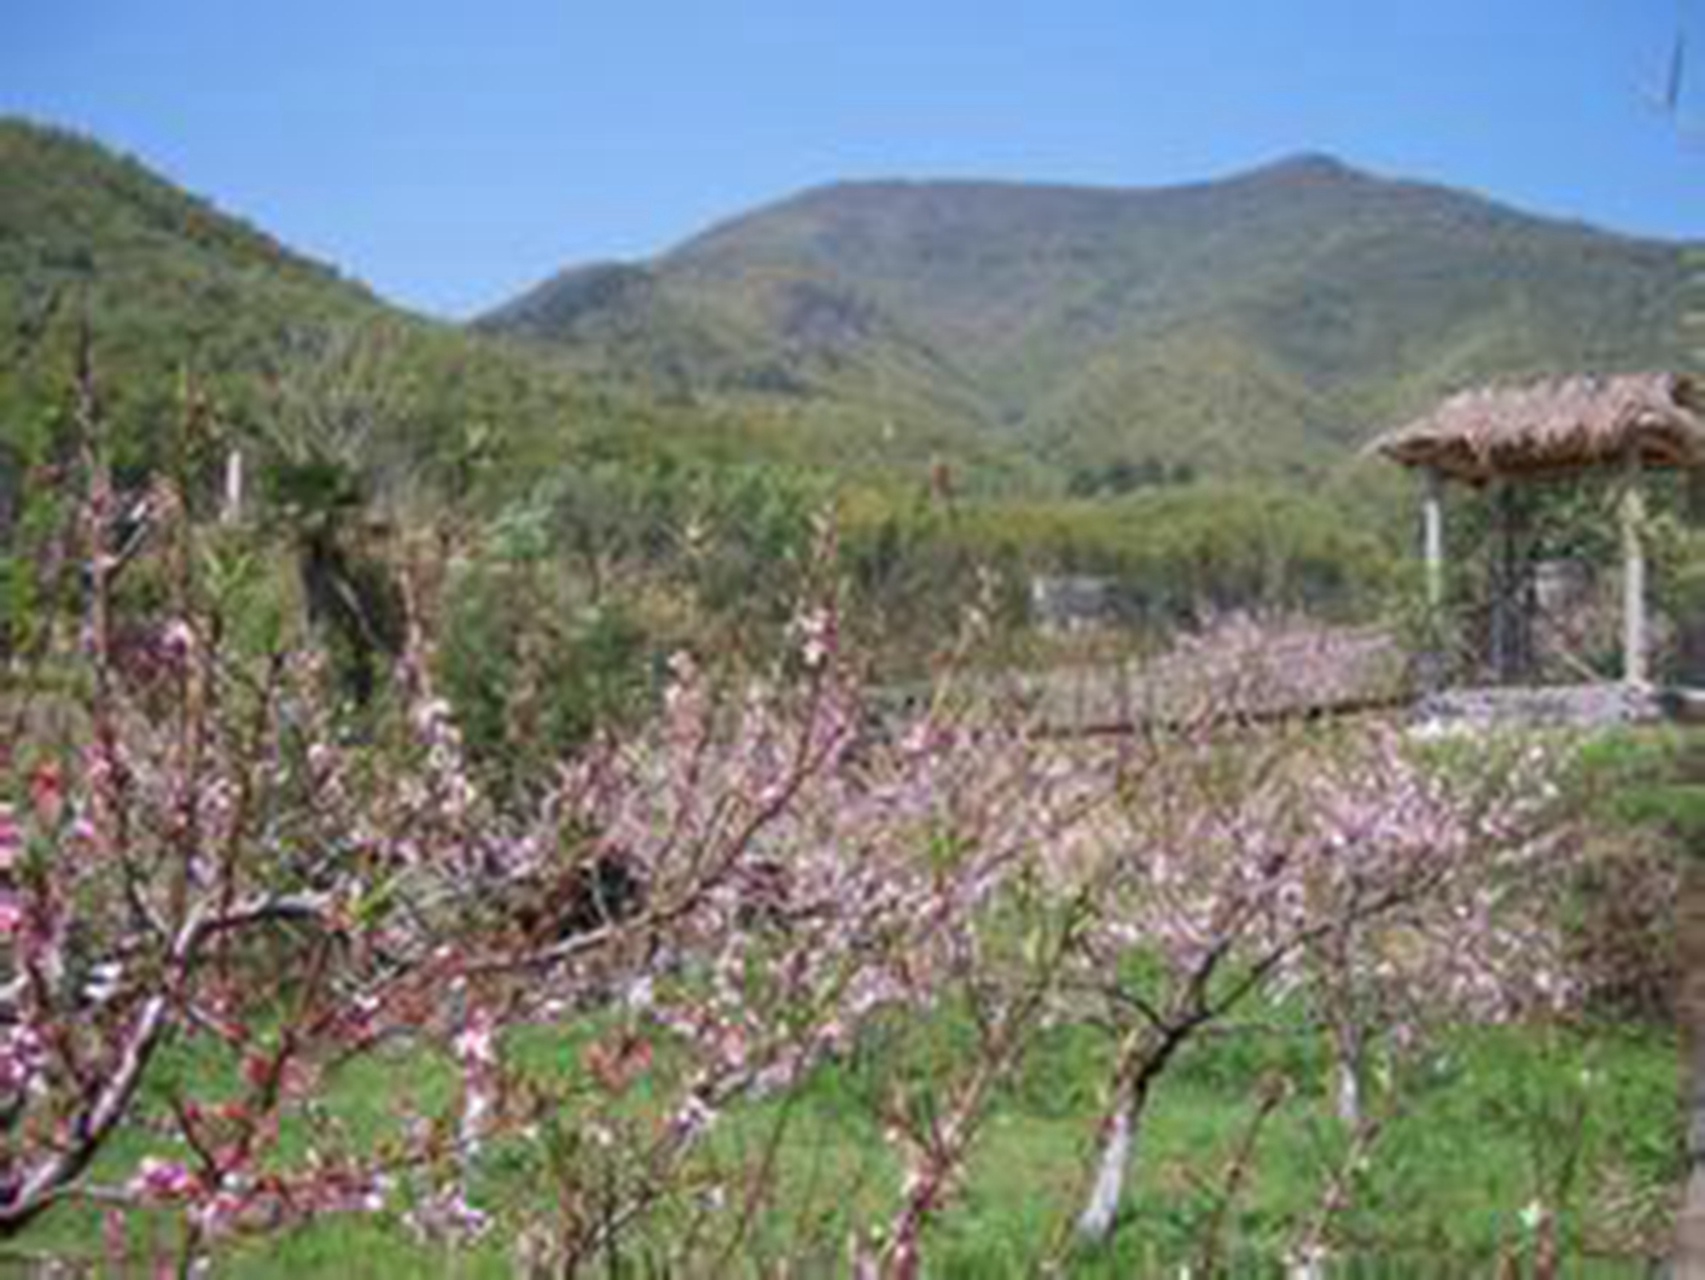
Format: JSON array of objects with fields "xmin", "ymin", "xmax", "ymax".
[
  {"xmin": 1074, "ymin": 1010, "xmax": 1213, "ymax": 1248},
  {"xmin": 1076, "ymin": 1092, "xmax": 1136, "ymax": 1244},
  {"xmin": 1327, "ymin": 976, "xmax": 1364, "ymax": 1130},
  {"xmin": 1333, "ymin": 1053, "xmax": 1362, "ymax": 1131},
  {"xmin": 1321, "ymin": 926, "xmax": 1364, "ymax": 1130}
]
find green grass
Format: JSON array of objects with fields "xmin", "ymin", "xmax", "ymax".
[
  {"xmin": 6, "ymin": 1010, "xmax": 1678, "ymax": 1276},
  {"xmin": 1574, "ymin": 725, "xmax": 1705, "ymax": 846},
  {"xmin": 3, "ymin": 728, "xmax": 1692, "ymax": 1275}
]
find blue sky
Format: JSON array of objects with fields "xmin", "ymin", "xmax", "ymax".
[{"xmin": 4, "ymin": 2, "xmax": 1700, "ymax": 317}]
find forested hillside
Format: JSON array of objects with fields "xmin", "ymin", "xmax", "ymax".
[
  {"xmin": 4, "ymin": 115, "xmax": 1695, "ymax": 677},
  {"xmin": 487, "ymin": 154, "xmax": 1687, "ymax": 484},
  {"xmin": 0, "ymin": 119, "xmax": 721, "ymax": 494}
]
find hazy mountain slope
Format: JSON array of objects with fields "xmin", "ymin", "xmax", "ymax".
[
  {"xmin": 3, "ymin": 116, "xmax": 1683, "ymax": 497},
  {"xmin": 487, "ymin": 154, "xmax": 1687, "ymax": 480},
  {"xmin": 482, "ymin": 248, "xmax": 1013, "ymax": 483},
  {"xmin": 0, "ymin": 118, "xmax": 374, "ymax": 403},
  {"xmin": 0, "ymin": 118, "xmax": 808, "ymax": 494},
  {"xmin": 0, "ymin": 118, "xmax": 1045, "ymax": 493}
]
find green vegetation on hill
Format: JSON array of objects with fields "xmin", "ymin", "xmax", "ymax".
[
  {"xmin": 3, "ymin": 115, "xmax": 1697, "ymax": 700},
  {"xmin": 5, "ymin": 116, "xmax": 1688, "ymax": 501},
  {"xmin": 0, "ymin": 124, "xmax": 1691, "ymax": 1274},
  {"xmin": 0, "ymin": 119, "xmax": 368, "ymax": 463},
  {"xmin": 484, "ymin": 155, "xmax": 1687, "ymax": 484},
  {"xmin": 0, "ymin": 119, "xmax": 729, "ymax": 496}
]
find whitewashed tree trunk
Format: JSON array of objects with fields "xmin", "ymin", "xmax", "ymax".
[
  {"xmin": 1075, "ymin": 1099, "xmax": 1134, "ymax": 1244},
  {"xmin": 221, "ymin": 447, "xmax": 244, "ymax": 526},
  {"xmin": 1324, "ymin": 924, "xmax": 1364, "ymax": 1130},
  {"xmin": 1075, "ymin": 1024, "xmax": 1196, "ymax": 1246},
  {"xmin": 1333, "ymin": 1054, "xmax": 1362, "ymax": 1131}
]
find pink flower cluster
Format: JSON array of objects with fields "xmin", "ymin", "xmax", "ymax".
[{"xmin": 0, "ymin": 476, "xmax": 1588, "ymax": 1276}]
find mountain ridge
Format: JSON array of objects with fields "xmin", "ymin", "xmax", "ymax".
[
  {"xmin": 0, "ymin": 115, "xmax": 724, "ymax": 491},
  {"xmin": 0, "ymin": 114, "xmax": 1688, "ymax": 494},
  {"xmin": 483, "ymin": 153, "xmax": 1687, "ymax": 482}
]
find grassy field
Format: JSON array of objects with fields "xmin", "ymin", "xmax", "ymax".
[
  {"xmin": 4, "ymin": 725, "xmax": 1696, "ymax": 1275},
  {"xmin": 7, "ymin": 1008, "xmax": 1678, "ymax": 1276}
]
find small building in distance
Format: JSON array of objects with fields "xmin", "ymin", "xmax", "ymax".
[{"xmin": 1029, "ymin": 574, "xmax": 1115, "ymax": 634}]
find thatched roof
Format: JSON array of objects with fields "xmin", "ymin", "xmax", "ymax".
[{"xmin": 1369, "ymin": 372, "xmax": 1705, "ymax": 483}]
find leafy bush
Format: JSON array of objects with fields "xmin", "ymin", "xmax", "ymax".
[{"xmin": 437, "ymin": 558, "xmax": 655, "ymax": 783}]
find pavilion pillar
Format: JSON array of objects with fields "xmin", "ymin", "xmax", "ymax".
[
  {"xmin": 1418, "ymin": 469, "xmax": 1447, "ymax": 692},
  {"xmin": 1622, "ymin": 450, "xmax": 1649, "ymax": 686},
  {"xmin": 1422, "ymin": 469, "xmax": 1445, "ymax": 610}
]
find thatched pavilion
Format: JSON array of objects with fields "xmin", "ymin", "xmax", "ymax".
[{"xmin": 1370, "ymin": 372, "xmax": 1705, "ymax": 709}]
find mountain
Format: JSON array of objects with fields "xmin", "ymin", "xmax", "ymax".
[
  {"xmin": 0, "ymin": 119, "xmax": 376, "ymax": 404},
  {"xmin": 482, "ymin": 154, "xmax": 1689, "ymax": 483},
  {"xmin": 0, "ymin": 118, "xmax": 708, "ymax": 492},
  {"xmin": 2, "ymin": 118, "xmax": 1686, "ymax": 499}
]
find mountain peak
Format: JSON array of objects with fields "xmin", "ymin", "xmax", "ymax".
[{"xmin": 1243, "ymin": 151, "xmax": 1361, "ymax": 183}]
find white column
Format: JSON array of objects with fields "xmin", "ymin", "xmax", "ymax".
[
  {"xmin": 222, "ymin": 447, "xmax": 244, "ymax": 526},
  {"xmin": 1622, "ymin": 451, "xmax": 1648, "ymax": 686},
  {"xmin": 1422, "ymin": 469, "xmax": 1445, "ymax": 610}
]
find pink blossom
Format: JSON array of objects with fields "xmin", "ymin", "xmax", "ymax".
[
  {"xmin": 0, "ymin": 484, "xmax": 1590, "ymax": 1276},
  {"xmin": 452, "ymin": 1007, "xmax": 498, "ymax": 1069},
  {"xmin": 669, "ymin": 1093, "xmax": 719, "ymax": 1141},
  {"xmin": 160, "ymin": 618, "xmax": 196, "ymax": 661},
  {"xmin": 794, "ymin": 606, "xmax": 836, "ymax": 669},
  {"xmin": 128, "ymin": 1157, "xmax": 197, "ymax": 1202},
  {"xmin": 405, "ymin": 1184, "xmax": 491, "ymax": 1244},
  {"xmin": 0, "ymin": 811, "xmax": 18, "ymax": 876},
  {"xmin": 27, "ymin": 764, "xmax": 63, "ymax": 826},
  {"xmin": 0, "ymin": 1025, "xmax": 46, "ymax": 1093}
]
